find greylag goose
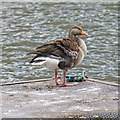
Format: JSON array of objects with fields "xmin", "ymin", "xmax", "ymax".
[{"xmin": 27, "ymin": 26, "xmax": 88, "ymax": 86}]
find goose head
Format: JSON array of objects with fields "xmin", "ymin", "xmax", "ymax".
[{"xmin": 68, "ymin": 26, "xmax": 88, "ymax": 39}]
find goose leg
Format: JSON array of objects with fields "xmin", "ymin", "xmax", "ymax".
[
  {"xmin": 61, "ymin": 71, "xmax": 74, "ymax": 86},
  {"xmin": 54, "ymin": 68, "xmax": 61, "ymax": 85}
]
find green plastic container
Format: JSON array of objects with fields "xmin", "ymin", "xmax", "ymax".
[{"xmin": 66, "ymin": 72, "xmax": 86, "ymax": 82}]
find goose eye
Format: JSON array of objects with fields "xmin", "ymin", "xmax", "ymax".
[{"xmin": 77, "ymin": 28, "xmax": 82, "ymax": 32}]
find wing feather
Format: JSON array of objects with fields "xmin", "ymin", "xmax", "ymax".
[{"xmin": 35, "ymin": 38, "xmax": 80, "ymax": 60}]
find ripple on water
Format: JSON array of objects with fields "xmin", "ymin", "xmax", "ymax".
[{"xmin": 2, "ymin": 2, "xmax": 118, "ymax": 83}]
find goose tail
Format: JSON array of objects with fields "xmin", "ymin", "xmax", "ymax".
[{"xmin": 25, "ymin": 56, "xmax": 60, "ymax": 69}]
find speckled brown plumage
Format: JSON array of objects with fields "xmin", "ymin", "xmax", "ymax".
[{"xmin": 27, "ymin": 25, "xmax": 88, "ymax": 86}]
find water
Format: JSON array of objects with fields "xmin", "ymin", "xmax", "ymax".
[{"xmin": 1, "ymin": 2, "xmax": 118, "ymax": 83}]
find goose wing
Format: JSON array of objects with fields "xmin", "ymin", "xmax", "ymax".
[{"xmin": 35, "ymin": 38, "xmax": 80, "ymax": 60}]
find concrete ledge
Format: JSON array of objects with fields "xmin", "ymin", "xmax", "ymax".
[{"xmin": 2, "ymin": 80, "xmax": 118, "ymax": 118}]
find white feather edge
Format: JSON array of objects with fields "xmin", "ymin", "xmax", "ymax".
[{"xmin": 26, "ymin": 57, "xmax": 60, "ymax": 69}]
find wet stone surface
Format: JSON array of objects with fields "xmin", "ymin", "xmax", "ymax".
[{"xmin": 1, "ymin": 80, "xmax": 118, "ymax": 118}]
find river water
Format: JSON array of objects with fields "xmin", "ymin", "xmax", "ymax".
[{"xmin": 1, "ymin": 2, "xmax": 118, "ymax": 83}]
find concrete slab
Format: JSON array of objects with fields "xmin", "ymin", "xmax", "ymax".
[{"xmin": 1, "ymin": 80, "xmax": 119, "ymax": 118}]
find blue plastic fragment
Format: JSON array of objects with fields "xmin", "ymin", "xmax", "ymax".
[{"xmin": 66, "ymin": 72, "xmax": 86, "ymax": 82}]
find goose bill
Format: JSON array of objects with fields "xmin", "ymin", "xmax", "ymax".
[{"xmin": 81, "ymin": 31, "xmax": 88, "ymax": 36}]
